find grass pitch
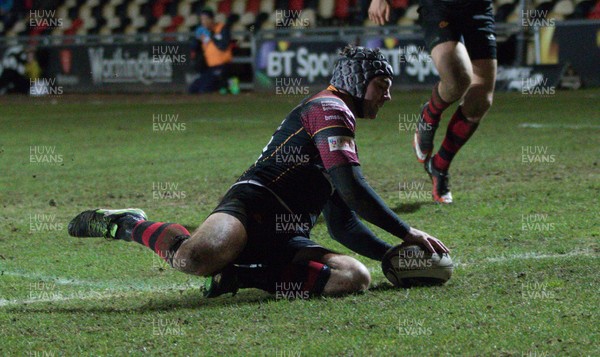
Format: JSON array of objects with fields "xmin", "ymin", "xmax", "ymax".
[{"xmin": 0, "ymin": 89, "xmax": 598, "ymax": 356}]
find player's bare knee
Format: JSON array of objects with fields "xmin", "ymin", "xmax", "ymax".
[
  {"xmin": 172, "ymin": 237, "xmax": 226, "ymax": 276},
  {"xmin": 442, "ymin": 73, "xmax": 471, "ymax": 101},
  {"xmin": 327, "ymin": 256, "xmax": 371, "ymax": 294},
  {"xmin": 172, "ymin": 242, "xmax": 209, "ymax": 275},
  {"xmin": 454, "ymin": 72, "xmax": 472, "ymax": 96},
  {"xmin": 481, "ymin": 92, "xmax": 494, "ymax": 112},
  {"xmin": 349, "ymin": 262, "xmax": 371, "ymax": 292},
  {"xmin": 467, "ymin": 93, "xmax": 494, "ymax": 122}
]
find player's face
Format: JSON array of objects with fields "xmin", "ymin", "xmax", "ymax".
[
  {"xmin": 363, "ymin": 76, "xmax": 392, "ymax": 119},
  {"xmin": 200, "ymin": 14, "xmax": 214, "ymax": 29}
]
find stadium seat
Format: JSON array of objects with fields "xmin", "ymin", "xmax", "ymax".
[
  {"xmin": 319, "ymin": 0, "xmax": 335, "ymax": 18},
  {"xmin": 239, "ymin": 12, "xmax": 256, "ymax": 27},
  {"xmin": 261, "ymin": 11, "xmax": 277, "ymax": 30},
  {"xmin": 217, "ymin": 0, "xmax": 233, "ymax": 15},
  {"xmin": 177, "ymin": 0, "xmax": 192, "ymax": 15},
  {"xmin": 550, "ymin": 0, "xmax": 575, "ymax": 19},
  {"xmin": 205, "ymin": 0, "xmax": 220, "ymax": 13},
  {"xmin": 245, "ymin": 0, "xmax": 261, "ymax": 14},
  {"xmin": 231, "ymin": 0, "xmax": 246, "ymax": 16},
  {"xmin": 398, "ymin": 4, "xmax": 418, "ymax": 25},
  {"xmin": 215, "ymin": 12, "xmax": 227, "ymax": 24},
  {"xmin": 291, "ymin": 0, "xmax": 306, "ymax": 11},
  {"xmin": 260, "ymin": 0, "xmax": 275, "ymax": 14},
  {"xmin": 295, "ymin": 8, "xmax": 315, "ymax": 27},
  {"xmin": 184, "ymin": 12, "xmax": 200, "ymax": 29},
  {"xmin": 334, "ymin": 0, "xmax": 351, "ymax": 21},
  {"xmin": 127, "ymin": 1, "xmax": 141, "ymax": 19},
  {"xmin": 165, "ymin": 15, "xmax": 185, "ymax": 32}
]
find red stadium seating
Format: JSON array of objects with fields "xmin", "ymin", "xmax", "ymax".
[{"xmin": 1, "ymin": 0, "xmax": 598, "ymax": 37}]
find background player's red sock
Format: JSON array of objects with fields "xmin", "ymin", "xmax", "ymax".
[
  {"xmin": 433, "ymin": 106, "xmax": 479, "ymax": 171},
  {"xmin": 423, "ymin": 82, "xmax": 451, "ymax": 127},
  {"xmin": 131, "ymin": 221, "xmax": 190, "ymax": 267},
  {"xmin": 233, "ymin": 261, "xmax": 331, "ymax": 297}
]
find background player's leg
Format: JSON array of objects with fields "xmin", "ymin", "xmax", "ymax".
[
  {"xmin": 431, "ymin": 41, "xmax": 473, "ymax": 105},
  {"xmin": 415, "ymin": 41, "xmax": 473, "ymax": 163},
  {"xmin": 432, "ymin": 59, "xmax": 496, "ymax": 172},
  {"xmin": 460, "ymin": 59, "xmax": 497, "ymax": 122},
  {"xmin": 173, "ymin": 212, "xmax": 247, "ymax": 277}
]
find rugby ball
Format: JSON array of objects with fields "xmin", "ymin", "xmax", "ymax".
[{"xmin": 381, "ymin": 242, "xmax": 453, "ymax": 287}]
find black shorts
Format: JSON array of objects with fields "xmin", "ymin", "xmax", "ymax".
[
  {"xmin": 211, "ymin": 182, "xmax": 327, "ymax": 266},
  {"xmin": 418, "ymin": 0, "xmax": 497, "ymax": 60}
]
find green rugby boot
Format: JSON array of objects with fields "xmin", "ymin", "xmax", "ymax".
[{"xmin": 68, "ymin": 208, "xmax": 147, "ymax": 240}]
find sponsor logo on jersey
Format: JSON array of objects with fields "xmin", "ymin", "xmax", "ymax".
[
  {"xmin": 324, "ymin": 114, "xmax": 344, "ymax": 121},
  {"xmin": 321, "ymin": 100, "xmax": 346, "ymax": 112},
  {"xmin": 328, "ymin": 136, "xmax": 356, "ymax": 153}
]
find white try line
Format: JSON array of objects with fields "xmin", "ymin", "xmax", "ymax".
[
  {"xmin": 0, "ymin": 284, "xmax": 197, "ymax": 308},
  {"xmin": 454, "ymin": 249, "xmax": 596, "ymax": 268},
  {"xmin": 519, "ymin": 123, "xmax": 600, "ymax": 130},
  {"xmin": 1, "ymin": 249, "xmax": 596, "ymax": 307},
  {"xmin": 1, "ymin": 270, "xmax": 198, "ymax": 290}
]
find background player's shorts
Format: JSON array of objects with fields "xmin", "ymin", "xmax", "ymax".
[
  {"xmin": 418, "ymin": 0, "xmax": 497, "ymax": 60},
  {"xmin": 211, "ymin": 183, "xmax": 328, "ymax": 266}
]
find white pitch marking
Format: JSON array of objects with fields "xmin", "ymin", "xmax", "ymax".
[
  {"xmin": 456, "ymin": 249, "xmax": 596, "ymax": 268},
  {"xmin": 519, "ymin": 123, "xmax": 600, "ymax": 130},
  {"xmin": 0, "ymin": 284, "xmax": 196, "ymax": 307},
  {"xmin": 1, "ymin": 270, "xmax": 198, "ymax": 290},
  {"xmin": 1, "ymin": 250, "xmax": 596, "ymax": 307}
]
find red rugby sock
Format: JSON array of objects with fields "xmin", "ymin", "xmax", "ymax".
[
  {"xmin": 433, "ymin": 106, "xmax": 479, "ymax": 171},
  {"xmin": 131, "ymin": 221, "xmax": 190, "ymax": 267}
]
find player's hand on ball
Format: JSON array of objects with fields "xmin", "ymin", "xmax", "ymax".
[
  {"xmin": 368, "ymin": 0, "xmax": 390, "ymax": 25},
  {"xmin": 403, "ymin": 227, "xmax": 449, "ymax": 254}
]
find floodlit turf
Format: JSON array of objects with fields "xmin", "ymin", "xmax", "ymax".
[{"xmin": 0, "ymin": 90, "xmax": 598, "ymax": 356}]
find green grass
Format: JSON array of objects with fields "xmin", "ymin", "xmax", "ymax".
[{"xmin": 0, "ymin": 90, "xmax": 598, "ymax": 356}]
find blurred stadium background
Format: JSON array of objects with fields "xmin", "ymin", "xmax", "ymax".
[
  {"xmin": 0, "ymin": 0, "xmax": 598, "ymax": 95},
  {"xmin": 1, "ymin": 2, "xmax": 599, "ymax": 355}
]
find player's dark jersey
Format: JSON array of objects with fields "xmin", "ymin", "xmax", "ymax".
[
  {"xmin": 236, "ymin": 89, "xmax": 359, "ymax": 221},
  {"xmin": 418, "ymin": 0, "xmax": 496, "ymax": 60}
]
